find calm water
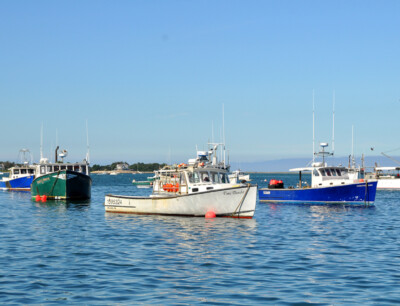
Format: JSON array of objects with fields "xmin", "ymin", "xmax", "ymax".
[{"xmin": 1, "ymin": 173, "xmax": 400, "ymax": 304}]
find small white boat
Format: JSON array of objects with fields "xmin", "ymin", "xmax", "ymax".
[
  {"xmin": 105, "ymin": 144, "xmax": 257, "ymax": 218},
  {"xmin": 110, "ymin": 171, "xmax": 118, "ymax": 176},
  {"xmin": 364, "ymin": 167, "xmax": 400, "ymax": 190},
  {"xmin": 229, "ymin": 169, "xmax": 250, "ymax": 184}
]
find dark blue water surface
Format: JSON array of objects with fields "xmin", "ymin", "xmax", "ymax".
[{"xmin": 1, "ymin": 173, "xmax": 400, "ymax": 304}]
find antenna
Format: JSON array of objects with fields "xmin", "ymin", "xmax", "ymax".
[
  {"xmin": 212, "ymin": 120, "xmax": 214, "ymax": 143},
  {"xmin": 222, "ymin": 104, "xmax": 226, "ymax": 167},
  {"xmin": 312, "ymin": 90, "xmax": 315, "ymax": 163},
  {"xmin": 86, "ymin": 120, "xmax": 90, "ymax": 164},
  {"xmin": 332, "ymin": 91, "xmax": 335, "ymax": 155},
  {"xmin": 351, "ymin": 125, "xmax": 354, "ymax": 159},
  {"xmin": 40, "ymin": 122, "xmax": 43, "ymax": 160}
]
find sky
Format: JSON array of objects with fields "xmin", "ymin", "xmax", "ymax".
[{"xmin": 1, "ymin": 0, "xmax": 400, "ymax": 166}]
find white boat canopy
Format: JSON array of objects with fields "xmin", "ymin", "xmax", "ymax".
[
  {"xmin": 376, "ymin": 167, "xmax": 400, "ymax": 171},
  {"xmin": 289, "ymin": 167, "xmax": 314, "ymax": 172}
]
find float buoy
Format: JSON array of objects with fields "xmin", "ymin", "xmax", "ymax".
[{"xmin": 205, "ymin": 211, "xmax": 216, "ymax": 218}]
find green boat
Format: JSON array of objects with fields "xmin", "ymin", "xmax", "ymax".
[
  {"xmin": 31, "ymin": 147, "xmax": 92, "ymax": 200},
  {"xmin": 132, "ymin": 179, "xmax": 152, "ymax": 188}
]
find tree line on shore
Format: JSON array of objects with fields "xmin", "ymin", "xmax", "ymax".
[
  {"xmin": 91, "ymin": 162, "xmax": 167, "ymax": 172},
  {"xmin": 0, "ymin": 161, "xmax": 167, "ymax": 173}
]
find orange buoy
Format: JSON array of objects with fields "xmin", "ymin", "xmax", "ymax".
[
  {"xmin": 41, "ymin": 195, "xmax": 47, "ymax": 202},
  {"xmin": 35, "ymin": 195, "xmax": 41, "ymax": 202},
  {"xmin": 205, "ymin": 211, "xmax": 216, "ymax": 218}
]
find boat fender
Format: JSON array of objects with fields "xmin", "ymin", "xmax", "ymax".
[{"xmin": 35, "ymin": 195, "xmax": 41, "ymax": 202}]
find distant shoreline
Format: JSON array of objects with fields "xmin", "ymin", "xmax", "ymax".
[{"xmin": 91, "ymin": 170, "xmax": 153, "ymax": 174}]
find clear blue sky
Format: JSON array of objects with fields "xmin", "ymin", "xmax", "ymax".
[{"xmin": 1, "ymin": 0, "xmax": 399, "ymax": 165}]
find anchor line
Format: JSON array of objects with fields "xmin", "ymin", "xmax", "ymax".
[
  {"xmin": 232, "ymin": 184, "xmax": 251, "ymax": 217},
  {"xmin": 49, "ymin": 171, "xmax": 61, "ymax": 197}
]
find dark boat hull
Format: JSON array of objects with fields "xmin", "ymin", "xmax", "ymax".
[{"xmin": 31, "ymin": 170, "xmax": 91, "ymax": 200}]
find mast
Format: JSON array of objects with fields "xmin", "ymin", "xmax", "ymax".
[
  {"xmin": 40, "ymin": 122, "xmax": 43, "ymax": 161},
  {"xmin": 312, "ymin": 90, "xmax": 315, "ymax": 163},
  {"xmin": 351, "ymin": 125, "xmax": 355, "ymax": 168},
  {"xmin": 86, "ymin": 120, "xmax": 90, "ymax": 164},
  {"xmin": 222, "ymin": 104, "xmax": 226, "ymax": 167},
  {"xmin": 332, "ymin": 91, "xmax": 335, "ymax": 155}
]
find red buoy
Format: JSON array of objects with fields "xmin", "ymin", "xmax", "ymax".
[
  {"xmin": 35, "ymin": 195, "xmax": 41, "ymax": 202},
  {"xmin": 205, "ymin": 211, "xmax": 216, "ymax": 218},
  {"xmin": 41, "ymin": 195, "xmax": 47, "ymax": 202}
]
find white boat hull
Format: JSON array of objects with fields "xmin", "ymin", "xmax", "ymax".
[
  {"xmin": 105, "ymin": 184, "xmax": 257, "ymax": 218},
  {"xmin": 377, "ymin": 179, "xmax": 400, "ymax": 190}
]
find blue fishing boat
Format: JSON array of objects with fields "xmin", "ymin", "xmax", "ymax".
[
  {"xmin": 0, "ymin": 165, "xmax": 35, "ymax": 191},
  {"xmin": 0, "ymin": 149, "xmax": 36, "ymax": 191},
  {"xmin": 259, "ymin": 143, "xmax": 377, "ymax": 205}
]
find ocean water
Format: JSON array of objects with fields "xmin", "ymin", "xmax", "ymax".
[{"xmin": 1, "ymin": 173, "xmax": 400, "ymax": 304}]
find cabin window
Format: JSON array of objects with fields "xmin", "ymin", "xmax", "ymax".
[
  {"xmin": 28, "ymin": 169, "xmax": 34, "ymax": 174},
  {"xmin": 67, "ymin": 165, "xmax": 73, "ymax": 170},
  {"xmin": 200, "ymin": 171, "xmax": 210, "ymax": 182},
  {"xmin": 188, "ymin": 171, "xmax": 200, "ymax": 183},
  {"xmin": 211, "ymin": 172, "xmax": 220, "ymax": 183},
  {"xmin": 326, "ymin": 169, "xmax": 331, "ymax": 176},
  {"xmin": 313, "ymin": 170, "xmax": 319, "ymax": 176},
  {"xmin": 336, "ymin": 169, "xmax": 341, "ymax": 176},
  {"xmin": 40, "ymin": 166, "xmax": 46, "ymax": 174},
  {"xmin": 220, "ymin": 173, "xmax": 229, "ymax": 183},
  {"xmin": 331, "ymin": 168, "xmax": 337, "ymax": 176},
  {"xmin": 14, "ymin": 169, "xmax": 20, "ymax": 175},
  {"xmin": 47, "ymin": 166, "xmax": 53, "ymax": 172},
  {"xmin": 74, "ymin": 165, "xmax": 80, "ymax": 171},
  {"xmin": 61, "ymin": 165, "xmax": 66, "ymax": 170},
  {"xmin": 81, "ymin": 166, "xmax": 86, "ymax": 173},
  {"xmin": 180, "ymin": 173, "xmax": 187, "ymax": 185},
  {"xmin": 320, "ymin": 169, "xmax": 326, "ymax": 176},
  {"xmin": 21, "ymin": 169, "xmax": 27, "ymax": 174},
  {"xmin": 54, "ymin": 166, "xmax": 60, "ymax": 171}
]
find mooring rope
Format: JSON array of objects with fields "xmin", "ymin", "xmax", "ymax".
[{"xmin": 232, "ymin": 184, "xmax": 251, "ymax": 217}]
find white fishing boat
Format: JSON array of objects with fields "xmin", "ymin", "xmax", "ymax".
[
  {"xmin": 105, "ymin": 143, "xmax": 257, "ymax": 218},
  {"xmin": 229, "ymin": 169, "xmax": 250, "ymax": 184},
  {"xmin": 364, "ymin": 166, "xmax": 400, "ymax": 190}
]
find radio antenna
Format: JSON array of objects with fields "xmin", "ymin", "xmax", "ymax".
[
  {"xmin": 332, "ymin": 91, "xmax": 335, "ymax": 155},
  {"xmin": 86, "ymin": 120, "xmax": 90, "ymax": 164},
  {"xmin": 312, "ymin": 90, "xmax": 315, "ymax": 163},
  {"xmin": 40, "ymin": 122, "xmax": 43, "ymax": 160}
]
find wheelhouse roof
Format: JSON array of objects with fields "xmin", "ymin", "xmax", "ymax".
[
  {"xmin": 376, "ymin": 166, "xmax": 400, "ymax": 171},
  {"xmin": 289, "ymin": 165, "xmax": 348, "ymax": 172}
]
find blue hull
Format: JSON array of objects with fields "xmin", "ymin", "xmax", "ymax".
[
  {"xmin": 259, "ymin": 181, "xmax": 378, "ymax": 205},
  {"xmin": 0, "ymin": 175, "xmax": 34, "ymax": 191}
]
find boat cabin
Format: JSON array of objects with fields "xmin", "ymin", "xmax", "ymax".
[
  {"xmin": 36, "ymin": 162, "xmax": 90, "ymax": 178},
  {"xmin": 151, "ymin": 144, "xmax": 238, "ymax": 196},
  {"xmin": 290, "ymin": 164, "xmax": 360, "ymax": 188},
  {"xmin": 365, "ymin": 167, "xmax": 400, "ymax": 180},
  {"xmin": 152, "ymin": 167, "xmax": 231, "ymax": 195},
  {"xmin": 7, "ymin": 166, "xmax": 35, "ymax": 180}
]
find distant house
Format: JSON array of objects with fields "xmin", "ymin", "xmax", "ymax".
[{"xmin": 116, "ymin": 163, "xmax": 129, "ymax": 170}]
